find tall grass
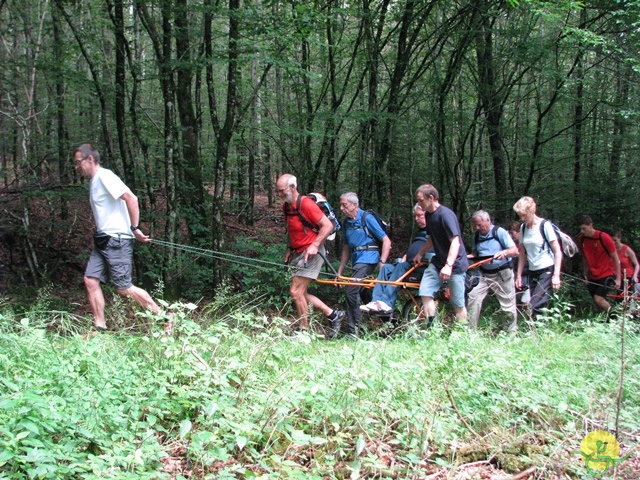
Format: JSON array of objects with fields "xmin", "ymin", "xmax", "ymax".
[{"xmin": 0, "ymin": 296, "xmax": 638, "ymax": 479}]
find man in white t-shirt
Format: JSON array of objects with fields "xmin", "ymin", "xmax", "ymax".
[{"xmin": 74, "ymin": 143, "xmax": 171, "ymax": 335}]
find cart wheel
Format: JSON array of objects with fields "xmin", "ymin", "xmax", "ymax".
[{"xmin": 401, "ymin": 298, "xmax": 425, "ymax": 325}]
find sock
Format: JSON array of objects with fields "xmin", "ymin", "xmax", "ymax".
[
  {"xmin": 426, "ymin": 316, "xmax": 435, "ymax": 328},
  {"xmin": 327, "ymin": 310, "xmax": 337, "ymax": 320}
]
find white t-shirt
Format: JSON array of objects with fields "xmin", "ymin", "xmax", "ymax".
[
  {"xmin": 522, "ymin": 219, "xmax": 557, "ymax": 271},
  {"xmin": 90, "ymin": 167, "xmax": 134, "ymax": 237}
]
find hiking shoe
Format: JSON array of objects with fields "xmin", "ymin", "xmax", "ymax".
[
  {"xmin": 374, "ymin": 300, "xmax": 393, "ymax": 314},
  {"xmin": 327, "ymin": 310, "xmax": 345, "ymax": 339},
  {"xmin": 359, "ymin": 302, "xmax": 374, "ymax": 312},
  {"xmin": 362, "ymin": 300, "xmax": 392, "ymax": 314}
]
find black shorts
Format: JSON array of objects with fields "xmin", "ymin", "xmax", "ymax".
[{"xmin": 587, "ymin": 276, "xmax": 615, "ymax": 298}]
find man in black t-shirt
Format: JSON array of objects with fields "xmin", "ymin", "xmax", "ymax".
[{"xmin": 413, "ymin": 184, "xmax": 468, "ymax": 327}]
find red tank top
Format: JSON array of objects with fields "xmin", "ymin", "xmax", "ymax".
[{"xmin": 618, "ymin": 244, "xmax": 635, "ymax": 278}]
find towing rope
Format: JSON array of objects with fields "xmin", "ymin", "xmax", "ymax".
[
  {"xmin": 151, "ymin": 239, "xmax": 639, "ymax": 302},
  {"xmin": 560, "ymin": 271, "xmax": 640, "ymax": 301},
  {"xmin": 150, "ymin": 238, "xmax": 345, "ymax": 279}
]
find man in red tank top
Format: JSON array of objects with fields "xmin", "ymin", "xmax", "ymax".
[{"xmin": 277, "ymin": 174, "xmax": 345, "ymax": 337}]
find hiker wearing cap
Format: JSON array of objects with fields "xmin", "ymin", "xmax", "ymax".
[
  {"xmin": 360, "ymin": 203, "xmax": 434, "ymax": 316},
  {"xmin": 466, "ymin": 210, "xmax": 519, "ymax": 332},
  {"xmin": 277, "ymin": 174, "xmax": 345, "ymax": 337},
  {"xmin": 412, "ymin": 184, "xmax": 469, "ymax": 328},
  {"xmin": 74, "ymin": 143, "xmax": 171, "ymax": 335},
  {"xmin": 337, "ymin": 192, "xmax": 391, "ymax": 336},
  {"xmin": 577, "ymin": 215, "xmax": 621, "ymax": 314},
  {"xmin": 513, "ymin": 196, "xmax": 562, "ymax": 320}
]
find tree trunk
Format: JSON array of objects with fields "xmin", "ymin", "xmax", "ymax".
[
  {"xmin": 111, "ymin": 0, "xmax": 134, "ymax": 187},
  {"xmin": 474, "ymin": 3, "xmax": 508, "ymax": 221},
  {"xmin": 175, "ymin": 0, "xmax": 207, "ymax": 241}
]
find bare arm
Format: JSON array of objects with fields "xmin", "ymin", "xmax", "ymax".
[
  {"xmin": 440, "ymin": 235, "xmax": 461, "ymax": 281},
  {"xmin": 304, "ymin": 215, "xmax": 334, "ymax": 262},
  {"xmin": 379, "ymin": 235, "xmax": 391, "ymax": 266},
  {"xmin": 550, "ymin": 239, "xmax": 563, "ymax": 289},
  {"xmin": 515, "ymin": 243, "xmax": 526, "ymax": 289},
  {"xmin": 626, "ymin": 247, "xmax": 640, "ymax": 283},
  {"xmin": 337, "ymin": 244, "xmax": 350, "ymax": 276},
  {"xmin": 413, "ymin": 237, "xmax": 433, "ymax": 264},
  {"xmin": 494, "ymin": 244, "xmax": 519, "ymax": 260},
  {"xmin": 609, "ymin": 250, "xmax": 621, "ymax": 289},
  {"xmin": 120, "ymin": 191, "xmax": 149, "ymax": 243}
]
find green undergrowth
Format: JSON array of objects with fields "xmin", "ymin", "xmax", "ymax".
[{"xmin": 0, "ymin": 300, "xmax": 638, "ymax": 479}]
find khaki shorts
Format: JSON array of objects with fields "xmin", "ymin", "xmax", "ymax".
[
  {"xmin": 84, "ymin": 236, "xmax": 135, "ymax": 290},
  {"xmin": 289, "ymin": 244, "xmax": 326, "ymax": 280}
]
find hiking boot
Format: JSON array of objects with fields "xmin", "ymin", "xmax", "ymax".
[{"xmin": 327, "ymin": 310, "xmax": 345, "ymax": 339}]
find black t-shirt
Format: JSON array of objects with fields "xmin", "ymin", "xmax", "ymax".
[
  {"xmin": 425, "ymin": 205, "xmax": 468, "ymax": 273},
  {"xmin": 405, "ymin": 229, "xmax": 428, "ymax": 260}
]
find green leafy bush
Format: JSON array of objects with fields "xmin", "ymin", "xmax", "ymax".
[{"xmin": 0, "ymin": 297, "xmax": 638, "ymax": 478}]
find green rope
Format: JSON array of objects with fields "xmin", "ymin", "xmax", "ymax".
[{"xmin": 150, "ymin": 238, "xmax": 343, "ymax": 279}]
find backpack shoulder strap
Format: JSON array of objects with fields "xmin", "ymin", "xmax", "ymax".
[
  {"xmin": 596, "ymin": 230, "xmax": 613, "ymax": 254},
  {"xmin": 475, "ymin": 225, "xmax": 504, "ymax": 249},
  {"xmin": 295, "ymin": 195, "xmax": 318, "ymax": 233},
  {"xmin": 361, "ymin": 211, "xmax": 372, "ymax": 239},
  {"xmin": 493, "ymin": 225, "xmax": 508, "ymax": 250},
  {"xmin": 539, "ymin": 219, "xmax": 551, "ymax": 252}
]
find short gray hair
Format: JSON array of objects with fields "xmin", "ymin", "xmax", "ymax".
[
  {"xmin": 471, "ymin": 210, "xmax": 491, "ymax": 222},
  {"xmin": 413, "ymin": 203, "xmax": 424, "ymax": 213},
  {"xmin": 340, "ymin": 192, "xmax": 359, "ymax": 207}
]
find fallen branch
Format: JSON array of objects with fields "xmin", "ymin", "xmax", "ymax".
[
  {"xmin": 566, "ymin": 408, "xmax": 640, "ymax": 442},
  {"xmin": 442, "ymin": 380, "xmax": 481, "ymax": 440}
]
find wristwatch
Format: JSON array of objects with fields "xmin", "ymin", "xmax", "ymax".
[{"xmin": 131, "ymin": 225, "xmax": 140, "ymax": 232}]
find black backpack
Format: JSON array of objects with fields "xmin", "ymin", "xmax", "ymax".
[
  {"xmin": 578, "ymin": 230, "xmax": 613, "ymax": 255},
  {"xmin": 362, "ymin": 210, "xmax": 389, "ymax": 240},
  {"xmin": 473, "ymin": 225, "xmax": 508, "ymax": 250},
  {"xmin": 344, "ymin": 209, "xmax": 389, "ymax": 251},
  {"xmin": 473, "ymin": 225, "xmax": 512, "ymax": 267}
]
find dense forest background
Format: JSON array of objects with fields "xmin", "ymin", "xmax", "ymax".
[{"xmin": 1, "ymin": 0, "xmax": 639, "ymax": 299}]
